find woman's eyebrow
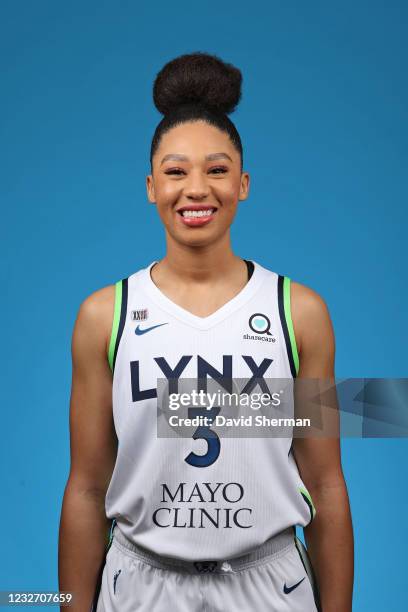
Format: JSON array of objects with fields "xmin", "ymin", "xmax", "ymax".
[{"xmin": 160, "ymin": 152, "xmax": 233, "ymax": 166}]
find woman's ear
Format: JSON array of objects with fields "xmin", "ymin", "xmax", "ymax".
[
  {"xmin": 146, "ymin": 174, "xmax": 156, "ymax": 203},
  {"xmin": 239, "ymin": 171, "xmax": 250, "ymax": 201}
]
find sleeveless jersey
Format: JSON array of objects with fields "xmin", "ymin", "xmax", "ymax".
[{"xmin": 104, "ymin": 259, "xmax": 316, "ymax": 561}]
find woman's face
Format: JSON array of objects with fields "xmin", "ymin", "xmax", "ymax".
[{"xmin": 146, "ymin": 120, "xmax": 249, "ymax": 248}]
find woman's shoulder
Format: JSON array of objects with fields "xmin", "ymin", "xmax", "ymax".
[
  {"xmin": 289, "ymin": 279, "xmax": 334, "ymax": 357},
  {"xmin": 74, "ymin": 264, "xmax": 148, "ymax": 358},
  {"xmin": 74, "ymin": 283, "xmax": 116, "ymax": 362},
  {"xmin": 290, "ymin": 279, "xmax": 329, "ymax": 314}
]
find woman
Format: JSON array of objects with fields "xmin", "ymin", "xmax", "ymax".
[{"xmin": 59, "ymin": 52, "xmax": 354, "ymax": 612}]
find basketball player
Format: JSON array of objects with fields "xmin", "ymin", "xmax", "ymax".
[{"xmin": 59, "ymin": 52, "xmax": 354, "ymax": 611}]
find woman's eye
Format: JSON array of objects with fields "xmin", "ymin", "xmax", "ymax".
[
  {"xmin": 165, "ymin": 168, "xmax": 185, "ymax": 175},
  {"xmin": 209, "ymin": 166, "xmax": 227, "ymax": 174},
  {"xmin": 164, "ymin": 166, "xmax": 228, "ymax": 176}
]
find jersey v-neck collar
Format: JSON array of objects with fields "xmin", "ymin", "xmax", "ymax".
[{"xmin": 141, "ymin": 259, "xmax": 264, "ymax": 330}]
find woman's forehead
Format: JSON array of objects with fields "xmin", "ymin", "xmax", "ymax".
[
  {"xmin": 156, "ymin": 122, "xmax": 236, "ymax": 159},
  {"xmin": 161, "ymin": 121, "xmax": 232, "ymax": 146}
]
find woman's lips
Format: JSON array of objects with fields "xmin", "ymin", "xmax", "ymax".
[{"xmin": 177, "ymin": 209, "xmax": 217, "ymax": 227}]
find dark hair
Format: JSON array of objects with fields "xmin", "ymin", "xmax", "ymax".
[{"xmin": 150, "ymin": 52, "xmax": 244, "ymax": 172}]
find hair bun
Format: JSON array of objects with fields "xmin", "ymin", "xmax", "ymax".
[{"xmin": 153, "ymin": 51, "xmax": 242, "ymax": 117}]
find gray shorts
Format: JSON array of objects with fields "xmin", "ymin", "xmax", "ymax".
[{"xmin": 94, "ymin": 522, "xmax": 321, "ymax": 612}]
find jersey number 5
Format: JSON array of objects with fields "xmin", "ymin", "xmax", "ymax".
[{"xmin": 184, "ymin": 406, "xmax": 221, "ymax": 467}]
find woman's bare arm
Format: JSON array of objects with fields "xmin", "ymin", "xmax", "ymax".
[
  {"xmin": 58, "ymin": 285, "xmax": 117, "ymax": 611},
  {"xmin": 291, "ymin": 282, "xmax": 354, "ymax": 612}
]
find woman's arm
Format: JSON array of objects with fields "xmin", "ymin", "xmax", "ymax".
[
  {"xmin": 58, "ymin": 286, "xmax": 117, "ymax": 612},
  {"xmin": 291, "ymin": 282, "xmax": 354, "ymax": 612}
]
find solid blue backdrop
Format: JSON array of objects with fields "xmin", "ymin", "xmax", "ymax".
[{"xmin": 0, "ymin": 1, "xmax": 406, "ymax": 610}]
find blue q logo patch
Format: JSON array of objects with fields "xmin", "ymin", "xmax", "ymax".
[{"xmin": 249, "ymin": 313, "xmax": 273, "ymax": 335}]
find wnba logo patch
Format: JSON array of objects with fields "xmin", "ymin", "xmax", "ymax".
[{"xmin": 131, "ymin": 308, "xmax": 148, "ymax": 321}]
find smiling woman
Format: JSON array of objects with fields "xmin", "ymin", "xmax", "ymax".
[
  {"xmin": 147, "ymin": 133, "xmax": 247, "ymax": 252},
  {"xmin": 59, "ymin": 51, "xmax": 353, "ymax": 612}
]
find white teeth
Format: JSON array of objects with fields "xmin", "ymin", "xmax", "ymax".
[{"xmin": 181, "ymin": 209, "xmax": 214, "ymax": 218}]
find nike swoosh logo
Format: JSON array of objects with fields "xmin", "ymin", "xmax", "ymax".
[
  {"xmin": 135, "ymin": 323, "xmax": 168, "ymax": 335},
  {"xmin": 283, "ymin": 577, "xmax": 305, "ymax": 594}
]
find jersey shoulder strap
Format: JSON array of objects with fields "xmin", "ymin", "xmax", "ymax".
[
  {"xmin": 107, "ymin": 277, "xmax": 129, "ymax": 373},
  {"xmin": 277, "ymin": 275, "xmax": 299, "ymax": 378}
]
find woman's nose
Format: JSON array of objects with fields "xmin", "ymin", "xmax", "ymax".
[{"xmin": 183, "ymin": 171, "xmax": 210, "ymax": 199}]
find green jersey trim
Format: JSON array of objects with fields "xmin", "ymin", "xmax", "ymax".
[
  {"xmin": 277, "ymin": 275, "xmax": 300, "ymax": 378},
  {"xmin": 299, "ymin": 486, "xmax": 317, "ymax": 521},
  {"xmin": 283, "ymin": 277, "xmax": 300, "ymax": 376},
  {"xmin": 108, "ymin": 280, "xmax": 124, "ymax": 372}
]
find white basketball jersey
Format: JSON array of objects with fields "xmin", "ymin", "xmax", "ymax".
[{"xmin": 104, "ymin": 259, "xmax": 316, "ymax": 561}]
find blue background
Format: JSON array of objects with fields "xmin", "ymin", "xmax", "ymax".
[{"xmin": 1, "ymin": 1, "xmax": 406, "ymax": 609}]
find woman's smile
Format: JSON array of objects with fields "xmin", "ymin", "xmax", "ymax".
[{"xmin": 176, "ymin": 204, "xmax": 218, "ymax": 227}]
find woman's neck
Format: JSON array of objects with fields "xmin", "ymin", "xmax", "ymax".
[{"xmin": 157, "ymin": 234, "xmax": 243, "ymax": 284}]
